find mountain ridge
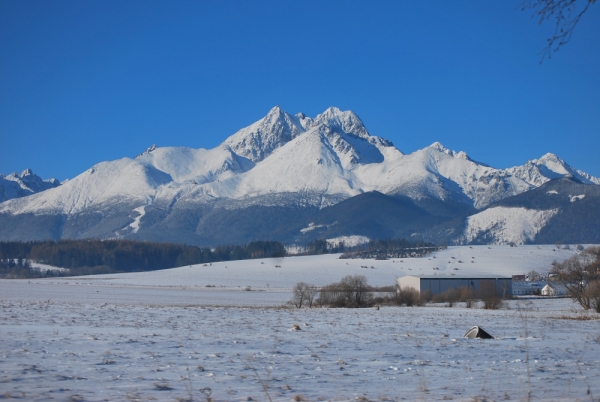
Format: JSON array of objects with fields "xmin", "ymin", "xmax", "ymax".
[{"xmin": 0, "ymin": 106, "xmax": 598, "ymax": 246}]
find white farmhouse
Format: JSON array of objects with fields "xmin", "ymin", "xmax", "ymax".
[{"xmin": 541, "ymin": 283, "xmax": 568, "ymax": 296}]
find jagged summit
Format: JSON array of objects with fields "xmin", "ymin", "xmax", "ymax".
[
  {"xmin": 0, "ymin": 169, "xmax": 60, "ymax": 202},
  {"xmin": 223, "ymin": 106, "xmax": 305, "ymax": 163},
  {"xmin": 222, "ymin": 106, "xmax": 375, "ymax": 163},
  {"xmin": 427, "ymin": 142, "xmax": 470, "ymax": 160},
  {"xmin": 312, "ymin": 107, "xmax": 370, "ymax": 139},
  {"xmin": 136, "ymin": 144, "xmax": 158, "ymax": 158}
]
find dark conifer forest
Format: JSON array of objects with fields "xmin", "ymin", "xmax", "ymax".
[{"xmin": 0, "ymin": 239, "xmax": 286, "ymax": 278}]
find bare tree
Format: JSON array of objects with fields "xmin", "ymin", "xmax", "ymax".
[
  {"xmin": 522, "ymin": 0, "xmax": 596, "ymax": 61},
  {"xmin": 585, "ymin": 280, "xmax": 600, "ymax": 313},
  {"xmin": 305, "ymin": 284, "xmax": 318, "ymax": 308},
  {"xmin": 339, "ymin": 275, "xmax": 372, "ymax": 307},
  {"xmin": 551, "ymin": 246, "xmax": 600, "ymax": 310},
  {"xmin": 479, "ymin": 280, "xmax": 504, "ymax": 310},
  {"xmin": 291, "ymin": 282, "xmax": 317, "ymax": 308},
  {"xmin": 528, "ymin": 270, "xmax": 542, "ymax": 281}
]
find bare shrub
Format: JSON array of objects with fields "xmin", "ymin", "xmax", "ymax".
[
  {"xmin": 458, "ymin": 286, "xmax": 474, "ymax": 301},
  {"xmin": 420, "ymin": 289, "xmax": 433, "ymax": 303},
  {"xmin": 432, "ymin": 288, "xmax": 460, "ymax": 307},
  {"xmin": 479, "ymin": 280, "xmax": 503, "ymax": 310},
  {"xmin": 315, "ymin": 275, "xmax": 373, "ymax": 308},
  {"xmin": 396, "ymin": 286, "xmax": 421, "ymax": 307},
  {"xmin": 316, "ymin": 283, "xmax": 343, "ymax": 307},
  {"xmin": 457, "ymin": 286, "xmax": 475, "ymax": 308}
]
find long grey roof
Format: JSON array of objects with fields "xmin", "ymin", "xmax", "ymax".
[{"xmin": 401, "ymin": 274, "xmax": 512, "ymax": 280}]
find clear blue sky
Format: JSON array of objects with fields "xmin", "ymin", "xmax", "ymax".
[{"xmin": 1, "ymin": 0, "xmax": 599, "ymax": 181}]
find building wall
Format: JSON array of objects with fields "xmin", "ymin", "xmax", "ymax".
[
  {"xmin": 397, "ymin": 276, "xmax": 512, "ymax": 297},
  {"xmin": 396, "ymin": 276, "xmax": 421, "ymax": 292}
]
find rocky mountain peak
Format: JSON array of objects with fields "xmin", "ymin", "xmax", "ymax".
[
  {"xmin": 312, "ymin": 107, "xmax": 370, "ymax": 139},
  {"xmin": 0, "ymin": 168, "xmax": 61, "ymax": 202},
  {"xmin": 136, "ymin": 144, "xmax": 158, "ymax": 158}
]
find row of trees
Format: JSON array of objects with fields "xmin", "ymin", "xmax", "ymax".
[
  {"xmin": 340, "ymin": 238, "xmax": 440, "ymax": 260},
  {"xmin": 300, "ymin": 238, "xmax": 440, "ymax": 257},
  {"xmin": 292, "ymin": 275, "xmax": 374, "ymax": 308},
  {"xmin": 0, "ymin": 239, "xmax": 286, "ymax": 278},
  {"xmin": 303, "ymin": 239, "xmax": 343, "ymax": 255}
]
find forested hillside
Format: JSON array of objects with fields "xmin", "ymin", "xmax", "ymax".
[{"xmin": 0, "ymin": 239, "xmax": 286, "ymax": 277}]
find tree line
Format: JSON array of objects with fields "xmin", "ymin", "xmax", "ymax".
[
  {"xmin": 292, "ymin": 275, "xmax": 375, "ymax": 308},
  {"xmin": 0, "ymin": 239, "xmax": 286, "ymax": 278},
  {"xmin": 340, "ymin": 238, "xmax": 440, "ymax": 259},
  {"xmin": 301, "ymin": 237, "xmax": 440, "ymax": 257}
]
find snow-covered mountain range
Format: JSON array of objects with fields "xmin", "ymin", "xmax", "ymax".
[
  {"xmin": 0, "ymin": 169, "xmax": 60, "ymax": 203},
  {"xmin": 0, "ymin": 106, "xmax": 598, "ymax": 246}
]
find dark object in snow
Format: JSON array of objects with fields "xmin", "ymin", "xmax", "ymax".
[{"xmin": 464, "ymin": 326, "xmax": 494, "ymax": 339}]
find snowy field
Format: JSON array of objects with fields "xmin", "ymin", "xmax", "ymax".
[
  {"xmin": 1, "ymin": 245, "xmax": 600, "ymax": 401},
  {"xmin": 8, "ymin": 245, "xmax": 583, "ymax": 302}
]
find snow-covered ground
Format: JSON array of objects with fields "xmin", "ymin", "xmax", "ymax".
[
  {"xmin": 0, "ymin": 245, "xmax": 581, "ymax": 307},
  {"xmin": 1, "ymin": 245, "xmax": 599, "ymax": 401},
  {"xmin": 1, "ymin": 298, "xmax": 598, "ymax": 401},
  {"xmin": 29, "ymin": 262, "xmax": 70, "ymax": 273}
]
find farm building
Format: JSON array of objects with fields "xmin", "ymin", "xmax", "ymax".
[
  {"xmin": 541, "ymin": 283, "xmax": 568, "ymax": 296},
  {"xmin": 397, "ymin": 275, "xmax": 512, "ymax": 298},
  {"xmin": 513, "ymin": 281, "xmax": 545, "ymax": 295}
]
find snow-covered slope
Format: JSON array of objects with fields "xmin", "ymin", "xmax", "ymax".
[
  {"xmin": 363, "ymin": 142, "xmax": 532, "ymax": 208},
  {"xmin": 213, "ymin": 124, "xmax": 395, "ymax": 205},
  {"xmin": 463, "ymin": 207, "xmax": 559, "ymax": 245},
  {"xmin": 1, "ymin": 159, "xmax": 173, "ymax": 215},
  {"xmin": 0, "ymin": 169, "xmax": 60, "ymax": 202},
  {"xmin": 135, "ymin": 145, "xmax": 254, "ymax": 184}
]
